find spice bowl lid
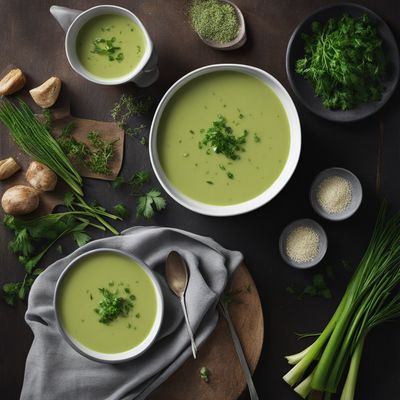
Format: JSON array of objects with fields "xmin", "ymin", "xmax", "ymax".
[
  {"xmin": 310, "ymin": 167, "xmax": 363, "ymax": 221},
  {"xmin": 279, "ymin": 218, "xmax": 328, "ymax": 269}
]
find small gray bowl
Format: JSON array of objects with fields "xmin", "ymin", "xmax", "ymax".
[
  {"xmin": 195, "ymin": 0, "xmax": 247, "ymax": 51},
  {"xmin": 310, "ymin": 168, "xmax": 362, "ymax": 221},
  {"xmin": 279, "ymin": 218, "xmax": 328, "ymax": 269}
]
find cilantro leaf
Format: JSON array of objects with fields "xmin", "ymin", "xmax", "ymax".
[
  {"xmin": 72, "ymin": 231, "xmax": 91, "ymax": 247},
  {"xmin": 111, "ymin": 176, "xmax": 125, "ymax": 190},
  {"xmin": 136, "ymin": 190, "xmax": 166, "ymax": 219},
  {"xmin": 129, "ymin": 171, "xmax": 150, "ymax": 190},
  {"xmin": 114, "ymin": 203, "xmax": 128, "ymax": 219}
]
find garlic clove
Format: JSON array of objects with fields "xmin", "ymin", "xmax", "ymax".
[
  {"xmin": 0, "ymin": 68, "xmax": 26, "ymax": 96},
  {"xmin": 29, "ymin": 76, "xmax": 62, "ymax": 109},
  {"xmin": 0, "ymin": 157, "xmax": 21, "ymax": 180}
]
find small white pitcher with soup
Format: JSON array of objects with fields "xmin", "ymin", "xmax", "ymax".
[{"xmin": 50, "ymin": 5, "xmax": 159, "ymax": 87}]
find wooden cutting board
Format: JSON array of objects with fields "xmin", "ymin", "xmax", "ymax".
[
  {"xmin": 150, "ymin": 263, "xmax": 264, "ymax": 400},
  {"xmin": 0, "ymin": 108, "xmax": 124, "ymax": 217}
]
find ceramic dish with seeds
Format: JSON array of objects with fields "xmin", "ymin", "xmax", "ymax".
[
  {"xmin": 279, "ymin": 219, "xmax": 327, "ymax": 269},
  {"xmin": 310, "ymin": 167, "xmax": 362, "ymax": 221}
]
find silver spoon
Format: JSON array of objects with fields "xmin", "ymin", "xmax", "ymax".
[{"xmin": 166, "ymin": 251, "xmax": 198, "ymax": 359}]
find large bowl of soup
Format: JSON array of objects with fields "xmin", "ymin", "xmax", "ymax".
[
  {"xmin": 54, "ymin": 249, "xmax": 164, "ymax": 363},
  {"xmin": 149, "ymin": 64, "xmax": 301, "ymax": 216}
]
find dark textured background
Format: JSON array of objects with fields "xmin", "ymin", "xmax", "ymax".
[{"xmin": 0, "ymin": 1, "xmax": 399, "ymax": 399}]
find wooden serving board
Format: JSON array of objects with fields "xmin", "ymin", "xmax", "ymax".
[
  {"xmin": 150, "ymin": 263, "xmax": 264, "ymax": 400},
  {"xmin": 0, "ymin": 108, "xmax": 124, "ymax": 216}
]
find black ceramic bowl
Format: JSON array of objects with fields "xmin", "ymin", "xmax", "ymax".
[{"xmin": 286, "ymin": 3, "xmax": 399, "ymax": 122}]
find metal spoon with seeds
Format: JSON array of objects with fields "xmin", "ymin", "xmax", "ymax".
[{"xmin": 166, "ymin": 251, "xmax": 198, "ymax": 359}]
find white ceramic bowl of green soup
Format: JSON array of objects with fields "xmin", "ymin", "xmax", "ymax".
[
  {"xmin": 149, "ymin": 64, "xmax": 301, "ymax": 216},
  {"xmin": 54, "ymin": 249, "xmax": 164, "ymax": 363},
  {"xmin": 62, "ymin": 5, "xmax": 156, "ymax": 86}
]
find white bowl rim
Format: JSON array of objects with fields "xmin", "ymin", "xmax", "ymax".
[
  {"xmin": 65, "ymin": 4, "xmax": 153, "ymax": 86},
  {"xmin": 53, "ymin": 248, "xmax": 164, "ymax": 363},
  {"xmin": 149, "ymin": 63, "xmax": 302, "ymax": 217}
]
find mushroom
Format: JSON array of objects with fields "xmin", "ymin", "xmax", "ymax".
[
  {"xmin": 25, "ymin": 161, "xmax": 57, "ymax": 191},
  {"xmin": 0, "ymin": 157, "xmax": 21, "ymax": 180},
  {"xmin": 1, "ymin": 185, "xmax": 40, "ymax": 215},
  {"xmin": 0, "ymin": 68, "xmax": 26, "ymax": 96},
  {"xmin": 29, "ymin": 76, "xmax": 62, "ymax": 108}
]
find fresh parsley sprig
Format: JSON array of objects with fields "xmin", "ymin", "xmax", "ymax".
[{"xmin": 296, "ymin": 14, "xmax": 386, "ymax": 110}]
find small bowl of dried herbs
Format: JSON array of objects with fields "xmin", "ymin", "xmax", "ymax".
[
  {"xmin": 286, "ymin": 3, "xmax": 399, "ymax": 122},
  {"xmin": 189, "ymin": 0, "xmax": 246, "ymax": 50}
]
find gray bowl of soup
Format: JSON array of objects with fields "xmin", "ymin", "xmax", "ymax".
[
  {"xmin": 54, "ymin": 249, "xmax": 164, "ymax": 363},
  {"xmin": 149, "ymin": 64, "xmax": 302, "ymax": 216}
]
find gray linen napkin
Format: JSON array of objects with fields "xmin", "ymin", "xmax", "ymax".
[{"xmin": 20, "ymin": 226, "xmax": 243, "ymax": 400}]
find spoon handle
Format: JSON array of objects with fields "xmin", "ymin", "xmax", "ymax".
[
  {"xmin": 219, "ymin": 301, "xmax": 259, "ymax": 400},
  {"xmin": 180, "ymin": 296, "xmax": 198, "ymax": 359}
]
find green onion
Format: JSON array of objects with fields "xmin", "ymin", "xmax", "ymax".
[{"xmin": 283, "ymin": 203, "xmax": 400, "ymax": 399}]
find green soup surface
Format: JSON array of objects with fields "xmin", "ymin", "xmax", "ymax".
[
  {"xmin": 157, "ymin": 71, "xmax": 291, "ymax": 205},
  {"xmin": 76, "ymin": 14, "xmax": 146, "ymax": 79},
  {"xmin": 57, "ymin": 251, "xmax": 158, "ymax": 354}
]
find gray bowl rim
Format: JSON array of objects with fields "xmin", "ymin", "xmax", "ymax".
[
  {"xmin": 310, "ymin": 167, "xmax": 363, "ymax": 221},
  {"xmin": 53, "ymin": 248, "xmax": 164, "ymax": 364},
  {"xmin": 279, "ymin": 218, "xmax": 328, "ymax": 269}
]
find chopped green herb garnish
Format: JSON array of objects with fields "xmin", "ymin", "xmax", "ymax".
[
  {"xmin": 42, "ymin": 109, "xmax": 53, "ymax": 131},
  {"xmin": 287, "ymin": 272, "xmax": 333, "ymax": 300},
  {"xmin": 95, "ymin": 287, "xmax": 133, "ymax": 324},
  {"xmin": 140, "ymin": 136, "xmax": 146, "ymax": 145},
  {"xmin": 206, "ymin": 181, "xmax": 214, "ymax": 185},
  {"xmin": 254, "ymin": 133, "xmax": 261, "ymax": 143},
  {"xmin": 135, "ymin": 313, "xmax": 140, "ymax": 318},
  {"xmin": 91, "ymin": 37, "xmax": 122, "ymax": 61},
  {"xmin": 129, "ymin": 171, "xmax": 150, "ymax": 191},
  {"xmin": 200, "ymin": 367, "xmax": 210, "ymax": 383},
  {"xmin": 124, "ymin": 287, "xmax": 131, "ymax": 294},
  {"xmin": 113, "ymin": 203, "xmax": 128, "ymax": 219},
  {"xmin": 58, "ymin": 127, "xmax": 117, "ymax": 176},
  {"xmin": 86, "ymin": 131, "xmax": 118, "ymax": 175},
  {"xmin": 111, "ymin": 176, "xmax": 125, "ymax": 190},
  {"xmin": 201, "ymin": 115, "xmax": 247, "ymax": 160},
  {"xmin": 219, "ymin": 164, "xmax": 226, "ymax": 170},
  {"xmin": 227, "ymin": 172, "xmax": 234, "ymax": 179},
  {"xmin": 111, "ymin": 94, "xmax": 152, "ymax": 128}
]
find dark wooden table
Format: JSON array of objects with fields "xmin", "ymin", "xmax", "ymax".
[{"xmin": 1, "ymin": 1, "xmax": 399, "ymax": 399}]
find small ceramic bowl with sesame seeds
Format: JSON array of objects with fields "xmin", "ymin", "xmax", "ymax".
[
  {"xmin": 310, "ymin": 168, "xmax": 363, "ymax": 222},
  {"xmin": 279, "ymin": 218, "xmax": 328, "ymax": 269}
]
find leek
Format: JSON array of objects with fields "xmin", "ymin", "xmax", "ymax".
[{"xmin": 283, "ymin": 204, "xmax": 400, "ymax": 399}]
